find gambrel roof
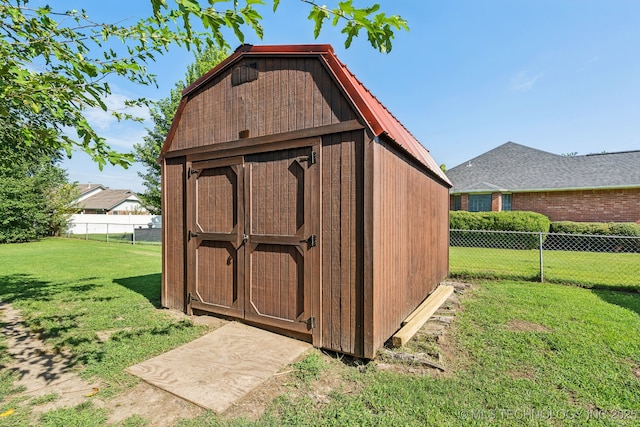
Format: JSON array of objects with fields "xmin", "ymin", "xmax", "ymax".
[
  {"xmin": 161, "ymin": 44, "xmax": 450, "ymax": 186},
  {"xmin": 447, "ymin": 141, "xmax": 640, "ymax": 193}
]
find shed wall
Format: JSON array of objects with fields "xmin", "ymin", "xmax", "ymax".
[
  {"xmin": 321, "ymin": 130, "xmax": 364, "ymax": 356},
  {"xmin": 162, "ymin": 157, "xmax": 186, "ymax": 311},
  {"xmin": 372, "ymin": 139, "xmax": 450, "ymax": 352},
  {"xmin": 167, "ymin": 57, "xmax": 357, "ymax": 153}
]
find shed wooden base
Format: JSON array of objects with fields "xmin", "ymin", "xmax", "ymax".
[{"xmin": 392, "ymin": 285, "xmax": 455, "ymax": 347}]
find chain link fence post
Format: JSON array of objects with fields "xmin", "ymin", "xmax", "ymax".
[{"xmin": 539, "ymin": 232, "xmax": 544, "ymax": 282}]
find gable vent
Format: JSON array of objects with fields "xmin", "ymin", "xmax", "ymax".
[{"xmin": 231, "ymin": 62, "xmax": 258, "ymax": 86}]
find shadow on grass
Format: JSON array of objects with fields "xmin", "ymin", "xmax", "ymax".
[
  {"xmin": 0, "ymin": 274, "xmax": 99, "ymax": 304},
  {"xmin": 592, "ymin": 289, "xmax": 640, "ymax": 317},
  {"xmin": 114, "ymin": 273, "xmax": 162, "ymax": 308}
]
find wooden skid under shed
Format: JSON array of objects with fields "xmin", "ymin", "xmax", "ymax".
[{"xmin": 392, "ymin": 285, "xmax": 454, "ymax": 347}]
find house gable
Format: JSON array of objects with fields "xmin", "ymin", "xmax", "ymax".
[{"xmin": 78, "ymin": 188, "xmax": 146, "ymax": 214}]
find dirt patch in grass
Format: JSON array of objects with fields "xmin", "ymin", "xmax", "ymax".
[
  {"xmin": 223, "ymin": 350, "xmax": 365, "ymax": 421},
  {"xmin": 1, "ymin": 302, "xmax": 103, "ymax": 416},
  {"xmin": 0, "ymin": 302, "xmax": 209, "ymax": 426},
  {"xmin": 507, "ymin": 319, "xmax": 550, "ymax": 333},
  {"xmin": 95, "ymin": 382, "xmax": 204, "ymax": 426},
  {"xmin": 507, "ymin": 368, "xmax": 536, "ymax": 380},
  {"xmin": 633, "ymin": 366, "xmax": 640, "ymax": 379},
  {"xmin": 222, "ymin": 368, "xmax": 294, "ymax": 420}
]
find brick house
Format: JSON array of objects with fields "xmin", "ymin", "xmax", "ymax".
[{"xmin": 446, "ymin": 142, "xmax": 640, "ymax": 223}]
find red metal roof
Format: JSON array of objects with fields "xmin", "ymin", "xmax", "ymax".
[{"xmin": 174, "ymin": 44, "xmax": 450, "ymax": 185}]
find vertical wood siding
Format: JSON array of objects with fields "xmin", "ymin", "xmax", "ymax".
[
  {"xmin": 162, "ymin": 157, "xmax": 186, "ymax": 310},
  {"xmin": 321, "ymin": 131, "xmax": 363, "ymax": 355},
  {"xmin": 167, "ymin": 57, "xmax": 356, "ymax": 153},
  {"xmin": 371, "ymin": 139, "xmax": 450, "ymax": 352}
]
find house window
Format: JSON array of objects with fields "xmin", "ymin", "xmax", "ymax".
[
  {"xmin": 453, "ymin": 195, "xmax": 461, "ymax": 211},
  {"xmin": 502, "ymin": 194, "xmax": 512, "ymax": 211},
  {"xmin": 468, "ymin": 194, "xmax": 492, "ymax": 212}
]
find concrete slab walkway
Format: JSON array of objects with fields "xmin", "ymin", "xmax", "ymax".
[{"xmin": 127, "ymin": 322, "xmax": 311, "ymax": 413}]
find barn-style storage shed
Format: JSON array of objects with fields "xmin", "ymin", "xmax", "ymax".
[{"xmin": 160, "ymin": 44, "xmax": 452, "ymax": 358}]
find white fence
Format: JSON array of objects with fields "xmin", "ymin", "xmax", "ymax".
[{"xmin": 67, "ymin": 214, "xmax": 162, "ymax": 235}]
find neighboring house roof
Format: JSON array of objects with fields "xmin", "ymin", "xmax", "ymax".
[
  {"xmin": 162, "ymin": 44, "xmax": 451, "ymax": 186},
  {"xmin": 448, "ymin": 141, "xmax": 640, "ymax": 193},
  {"xmin": 77, "ymin": 183, "xmax": 106, "ymax": 196},
  {"xmin": 80, "ymin": 189, "xmax": 142, "ymax": 211}
]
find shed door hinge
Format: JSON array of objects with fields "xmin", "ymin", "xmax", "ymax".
[
  {"xmin": 188, "ymin": 230, "xmax": 198, "ymax": 240},
  {"xmin": 188, "ymin": 167, "xmax": 199, "ymax": 178},
  {"xmin": 300, "ymin": 316, "xmax": 316, "ymax": 329},
  {"xmin": 188, "ymin": 292, "xmax": 198, "ymax": 302}
]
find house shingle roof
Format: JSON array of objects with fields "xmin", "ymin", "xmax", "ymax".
[
  {"xmin": 80, "ymin": 189, "xmax": 140, "ymax": 211},
  {"xmin": 77, "ymin": 183, "xmax": 106, "ymax": 196},
  {"xmin": 447, "ymin": 141, "xmax": 640, "ymax": 193}
]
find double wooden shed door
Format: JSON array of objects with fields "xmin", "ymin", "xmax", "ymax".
[{"xmin": 186, "ymin": 140, "xmax": 320, "ymax": 344}]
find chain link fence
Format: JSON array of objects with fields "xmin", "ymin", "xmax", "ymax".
[
  {"xmin": 450, "ymin": 229, "xmax": 640, "ymax": 289},
  {"xmin": 65, "ymin": 223, "xmax": 161, "ymax": 245}
]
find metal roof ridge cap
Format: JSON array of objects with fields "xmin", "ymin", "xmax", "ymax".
[
  {"xmin": 321, "ymin": 50, "xmax": 385, "ymax": 136},
  {"xmin": 325, "ymin": 52, "xmax": 427, "ymax": 153}
]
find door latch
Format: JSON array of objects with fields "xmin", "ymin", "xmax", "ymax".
[
  {"xmin": 308, "ymin": 151, "xmax": 317, "ymax": 165},
  {"xmin": 187, "ymin": 167, "xmax": 200, "ymax": 178},
  {"xmin": 297, "ymin": 151, "xmax": 317, "ymax": 166},
  {"xmin": 188, "ymin": 230, "xmax": 198, "ymax": 240},
  {"xmin": 300, "ymin": 234, "xmax": 317, "ymax": 248},
  {"xmin": 299, "ymin": 316, "xmax": 316, "ymax": 329}
]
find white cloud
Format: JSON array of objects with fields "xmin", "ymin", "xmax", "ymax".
[
  {"xmin": 102, "ymin": 127, "xmax": 148, "ymax": 150},
  {"xmin": 84, "ymin": 92, "xmax": 151, "ymax": 130},
  {"xmin": 509, "ymin": 71, "xmax": 542, "ymax": 92}
]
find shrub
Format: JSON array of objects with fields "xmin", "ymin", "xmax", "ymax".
[
  {"xmin": 450, "ymin": 211, "xmax": 550, "ymax": 249},
  {"xmin": 547, "ymin": 221, "xmax": 640, "ymax": 252},
  {"xmin": 450, "ymin": 211, "xmax": 551, "ymax": 232}
]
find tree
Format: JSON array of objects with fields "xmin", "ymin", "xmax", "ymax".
[
  {"xmin": 0, "ymin": 0, "xmax": 407, "ymax": 171},
  {"xmin": 135, "ymin": 46, "xmax": 229, "ymax": 214},
  {"xmin": 0, "ymin": 146, "xmax": 78, "ymax": 243}
]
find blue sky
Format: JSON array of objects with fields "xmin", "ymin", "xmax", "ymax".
[{"xmin": 58, "ymin": 1, "xmax": 640, "ymax": 192}]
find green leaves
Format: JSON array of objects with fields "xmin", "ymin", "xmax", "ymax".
[
  {"xmin": 303, "ymin": 0, "xmax": 408, "ymax": 52},
  {"xmin": 0, "ymin": 0, "xmax": 407, "ymax": 174},
  {"xmin": 134, "ymin": 45, "xmax": 229, "ymax": 214}
]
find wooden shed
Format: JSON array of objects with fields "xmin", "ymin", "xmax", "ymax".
[{"xmin": 159, "ymin": 44, "xmax": 452, "ymax": 358}]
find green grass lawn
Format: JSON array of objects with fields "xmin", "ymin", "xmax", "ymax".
[
  {"xmin": 0, "ymin": 238, "xmax": 207, "ymax": 425},
  {"xmin": 450, "ymin": 246, "xmax": 640, "ymax": 291},
  {"xmin": 1, "ymin": 239, "xmax": 639, "ymax": 426}
]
